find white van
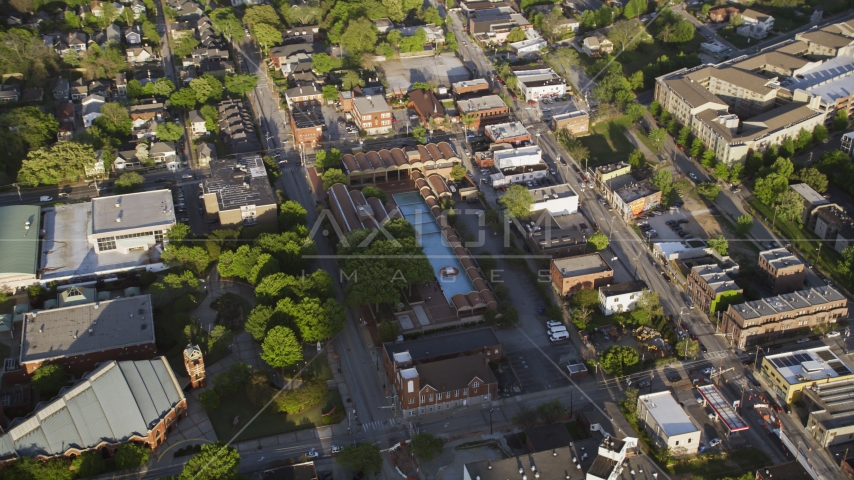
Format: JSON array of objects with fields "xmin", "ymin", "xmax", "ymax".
[
  {"xmin": 548, "ymin": 325, "xmax": 567, "ymax": 335},
  {"xmin": 549, "ymin": 331, "xmax": 569, "ymax": 342}
]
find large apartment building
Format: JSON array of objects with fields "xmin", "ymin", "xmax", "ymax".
[
  {"xmin": 757, "ymin": 248, "xmax": 805, "ymax": 294},
  {"xmin": 352, "ymin": 95, "xmax": 393, "ymax": 135},
  {"xmin": 721, "ymin": 286, "xmax": 848, "ymax": 348}
]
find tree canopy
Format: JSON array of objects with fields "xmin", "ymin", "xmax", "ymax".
[
  {"xmin": 600, "ymin": 345, "xmax": 640, "ymax": 376},
  {"xmin": 499, "ymin": 184, "xmax": 534, "ymax": 219},
  {"xmin": 18, "ymin": 142, "xmax": 98, "ymax": 186},
  {"xmin": 31, "ymin": 363, "xmax": 66, "ymax": 398},
  {"xmin": 260, "ymin": 326, "xmax": 303, "ymax": 370},
  {"xmin": 336, "ymin": 442, "xmax": 382, "ymax": 477},
  {"xmin": 225, "ymin": 74, "xmax": 259, "ymax": 97},
  {"xmin": 178, "ymin": 442, "xmax": 240, "ymax": 480}
]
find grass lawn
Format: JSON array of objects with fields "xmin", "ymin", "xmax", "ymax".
[
  {"xmin": 281, "ymin": 350, "xmax": 334, "ymax": 382},
  {"xmin": 719, "ymin": 26, "xmax": 753, "ymax": 49},
  {"xmin": 209, "ymin": 388, "xmax": 344, "ymax": 443},
  {"xmin": 667, "ymin": 448, "xmax": 768, "ymax": 478},
  {"xmin": 633, "ymin": 128, "xmax": 659, "ymax": 154},
  {"xmin": 616, "ymin": 35, "xmax": 704, "ymax": 77},
  {"xmin": 748, "ymin": 198, "xmax": 850, "ymax": 291},
  {"xmin": 579, "ymin": 115, "xmax": 637, "ymax": 166}
]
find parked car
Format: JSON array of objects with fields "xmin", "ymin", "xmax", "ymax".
[
  {"xmin": 306, "ymin": 449, "xmax": 319, "ymax": 459},
  {"xmin": 709, "ymin": 438, "xmax": 722, "ymax": 447},
  {"xmin": 689, "ymin": 172, "xmax": 697, "ymax": 180},
  {"xmin": 39, "ymin": 196, "xmax": 53, "ymax": 202},
  {"xmin": 796, "ymin": 338, "xmax": 811, "ymax": 344},
  {"xmin": 827, "ymin": 330, "xmax": 841, "ymax": 337},
  {"xmin": 638, "ymin": 381, "xmax": 650, "ymax": 388},
  {"xmin": 331, "ymin": 445, "xmax": 342, "ymax": 454},
  {"xmin": 546, "ymin": 320, "xmax": 563, "ymax": 328}
]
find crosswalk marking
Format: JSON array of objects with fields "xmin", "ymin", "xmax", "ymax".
[{"xmin": 360, "ymin": 419, "xmax": 400, "ymax": 432}]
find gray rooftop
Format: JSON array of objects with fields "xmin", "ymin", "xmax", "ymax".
[
  {"xmin": 92, "ymin": 190, "xmax": 175, "ymax": 234},
  {"xmin": 759, "ymin": 247, "xmax": 804, "ymax": 271},
  {"xmin": 530, "ymin": 184, "xmax": 577, "ymax": 203},
  {"xmin": 0, "ymin": 357, "xmax": 183, "ymax": 459},
  {"xmin": 600, "ymin": 280, "xmax": 647, "ymax": 297},
  {"xmin": 615, "ymin": 180, "xmax": 659, "ymax": 203},
  {"xmin": 732, "ymin": 286, "xmax": 846, "ymax": 320},
  {"xmin": 639, "ymin": 391, "xmax": 700, "ymax": 437},
  {"xmin": 20, "ymin": 295, "xmax": 154, "ymax": 364},
  {"xmin": 383, "ymin": 326, "xmax": 499, "ymax": 361},
  {"xmin": 692, "ymin": 264, "xmax": 741, "ymax": 294},
  {"xmin": 552, "ymin": 253, "xmax": 612, "ymax": 278},
  {"xmin": 204, "ymin": 156, "xmax": 277, "ymax": 211},
  {"xmin": 457, "ymin": 95, "xmax": 507, "ymax": 114},
  {"xmin": 464, "ymin": 441, "xmax": 599, "ymax": 480},
  {"xmin": 484, "ymin": 122, "xmax": 529, "ymax": 141},
  {"xmin": 790, "ymin": 183, "xmax": 829, "ymax": 205},
  {"xmin": 352, "ymin": 95, "xmax": 390, "ymax": 115}
]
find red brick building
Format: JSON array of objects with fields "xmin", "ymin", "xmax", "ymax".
[
  {"xmin": 456, "ymin": 95, "xmax": 510, "ymax": 130},
  {"xmin": 5, "ymin": 296, "xmax": 156, "ymax": 384},
  {"xmin": 289, "ymin": 107, "xmax": 324, "ymax": 148},
  {"xmin": 0, "ymin": 357, "xmax": 186, "ymax": 463},
  {"xmin": 550, "ymin": 253, "xmax": 614, "ymax": 296}
]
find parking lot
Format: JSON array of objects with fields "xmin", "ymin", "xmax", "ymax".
[{"xmin": 380, "ymin": 53, "xmax": 470, "ymax": 94}]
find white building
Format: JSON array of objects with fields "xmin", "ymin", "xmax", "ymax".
[
  {"xmin": 737, "ymin": 9, "xmax": 774, "ymax": 39},
  {"xmin": 529, "ymin": 184, "xmax": 579, "ymax": 216},
  {"xmin": 842, "ymin": 131, "xmax": 854, "ymax": 157},
  {"xmin": 81, "ymin": 94, "xmax": 105, "ymax": 128},
  {"xmin": 493, "ymin": 145, "xmax": 542, "ymax": 169},
  {"xmin": 637, "ymin": 391, "xmax": 702, "ymax": 455},
  {"xmin": 40, "ymin": 190, "xmax": 176, "ymax": 282},
  {"xmin": 599, "ymin": 280, "xmax": 647, "ymax": 315},
  {"xmin": 508, "ymin": 29, "xmax": 547, "ymax": 57},
  {"xmin": 513, "ymin": 67, "xmax": 566, "ymax": 101}
]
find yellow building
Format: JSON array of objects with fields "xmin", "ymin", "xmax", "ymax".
[{"xmin": 760, "ymin": 346, "xmax": 854, "ymax": 404}]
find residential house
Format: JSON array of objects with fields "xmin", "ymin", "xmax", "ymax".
[
  {"xmin": 197, "ymin": 142, "xmax": 216, "ymax": 167},
  {"xmin": 77, "ymin": 4, "xmax": 91, "ymax": 19},
  {"xmin": 5, "ymin": 13, "xmax": 23, "ymax": 25},
  {"xmin": 126, "ymin": 46, "xmax": 155, "ymax": 64},
  {"xmin": 51, "ymin": 77, "xmax": 70, "ymax": 101},
  {"xmin": 69, "ymin": 80, "xmax": 89, "ymax": 103},
  {"xmin": 613, "ymin": 180, "xmax": 661, "ymax": 221},
  {"xmin": 19, "ymin": 88, "xmax": 42, "ymax": 103},
  {"xmin": 408, "ymin": 89, "xmax": 446, "ymax": 126},
  {"xmin": 550, "ymin": 253, "xmax": 615, "ymax": 296},
  {"xmin": 81, "ymin": 94, "xmax": 105, "ymax": 127},
  {"xmin": 116, "ymin": 72, "xmax": 127, "ymax": 97},
  {"xmin": 105, "ymin": 23, "xmax": 122, "ymax": 44},
  {"xmin": 352, "ymin": 94, "xmax": 393, "ymax": 135},
  {"xmin": 230, "ymin": 0, "xmax": 262, "ymax": 6},
  {"xmin": 124, "ymin": 24, "xmax": 142, "ymax": 45},
  {"xmin": 722, "ymin": 287, "xmax": 847, "ymax": 349},
  {"xmin": 218, "ymin": 99, "xmax": 262, "ymax": 154},
  {"xmin": 708, "ymin": 6, "xmax": 739, "ymax": 23},
  {"xmin": 582, "ymin": 33, "xmax": 613, "ymax": 57},
  {"xmin": 198, "ymin": 59, "xmax": 234, "ymax": 78},
  {"xmin": 395, "ymin": 24, "xmax": 445, "ymax": 44},
  {"xmin": 452, "ymin": 78, "xmax": 491, "ymax": 96},
  {"xmin": 57, "ymin": 103, "xmax": 75, "ymax": 141},
  {"xmin": 269, "ymin": 42, "xmax": 324, "ymax": 74},
  {"xmin": 135, "ymin": 69, "xmax": 164, "ymax": 86},
  {"xmin": 166, "ymin": 0, "xmax": 204, "ymax": 20},
  {"xmin": 599, "ymin": 280, "xmax": 648, "ymax": 315},
  {"xmin": 89, "ymin": 79, "xmax": 111, "ymax": 98},
  {"xmin": 289, "ymin": 107, "xmax": 324, "ymax": 148},
  {"xmin": 114, "ymin": 147, "xmax": 142, "ymax": 170},
  {"xmin": 130, "ymin": 102, "xmax": 166, "ymax": 138},
  {"xmin": 170, "ymin": 22, "xmax": 195, "ymax": 40},
  {"xmin": 130, "ymin": 0, "xmax": 146, "ymax": 18},
  {"xmin": 150, "ymin": 142, "xmax": 178, "ymax": 168},
  {"xmin": 53, "ymin": 31, "xmax": 88, "ymax": 55},
  {"xmin": 810, "ymin": 203, "xmax": 854, "ymax": 253},
  {"xmin": 86, "ymin": 150, "xmax": 107, "ymax": 177},
  {"xmin": 738, "ymin": 9, "xmax": 775, "ymax": 39},
  {"xmin": 0, "ymin": 85, "xmax": 21, "ymax": 104},
  {"xmin": 374, "ymin": 18, "xmax": 394, "ymax": 33},
  {"xmin": 284, "ymin": 25, "xmax": 320, "ymax": 39},
  {"xmin": 189, "ymin": 109, "xmax": 207, "ymax": 136},
  {"xmin": 284, "ymin": 84, "xmax": 323, "ymax": 109}
]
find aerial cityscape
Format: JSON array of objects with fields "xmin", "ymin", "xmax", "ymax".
[{"xmin": 2, "ymin": 0, "xmax": 854, "ymax": 478}]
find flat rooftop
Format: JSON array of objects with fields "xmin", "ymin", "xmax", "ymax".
[
  {"xmin": 692, "ymin": 264, "xmax": 741, "ymax": 294},
  {"xmin": 552, "ymin": 253, "xmax": 611, "ymax": 278},
  {"xmin": 465, "ymin": 442, "xmax": 599, "ymax": 480},
  {"xmin": 528, "ymin": 211, "xmax": 589, "ymax": 250},
  {"xmin": 596, "ymin": 162, "xmax": 630, "ymax": 176},
  {"xmin": 790, "ymin": 183, "xmax": 828, "ymax": 205},
  {"xmin": 553, "ymin": 110, "xmax": 589, "ymax": 121},
  {"xmin": 530, "ymin": 184, "xmax": 577, "ymax": 203},
  {"xmin": 600, "ymin": 280, "xmax": 647, "ymax": 297},
  {"xmin": 41, "ymin": 204, "xmax": 165, "ymax": 281},
  {"xmin": 383, "ymin": 326, "xmax": 499, "ymax": 361},
  {"xmin": 204, "ymin": 156, "xmax": 277, "ymax": 211},
  {"xmin": 352, "ymin": 95, "xmax": 390, "ymax": 115},
  {"xmin": 615, "ymin": 180, "xmax": 659, "ymax": 203},
  {"xmin": 697, "ymin": 384, "xmax": 749, "ymax": 433},
  {"xmin": 457, "ymin": 95, "xmax": 507, "ymax": 114},
  {"xmin": 92, "ymin": 190, "xmax": 175, "ymax": 235},
  {"xmin": 484, "ymin": 122, "xmax": 529, "ymax": 141},
  {"xmin": 765, "ymin": 346, "xmax": 852, "ymax": 385},
  {"xmin": 20, "ymin": 295, "xmax": 155, "ymax": 364},
  {"xmin": 639, "ymin": 391, "xmax": 700, "ymax": 437},
  {"xmin": 732, "ymin": 286, "xmax": 846, "ymax": 320},
  {"xmin": 759, "ymin": 247, "xmax": 804, "ymax": 270},
  {"xmin": 452, "ymin": 78, "xmax": 489, "ymax": 91},
  {"xmin": 804, "ymin": 377, "xmax": 854, "ymax": 430},
  {"xmin": 0, "ymin": 205, "xmax": 41, "ymax": 277}
]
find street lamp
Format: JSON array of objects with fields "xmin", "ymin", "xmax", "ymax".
[
  {"xmin": 489, "ymin": 408, "xmax": 494, "ymax": 435},
  {"xmin": 815, "ymin": 242, "xmax": 824, "ymax": 270}
]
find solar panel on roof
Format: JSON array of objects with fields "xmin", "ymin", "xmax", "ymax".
[
  {"xmin": 830, "ymin": 362, "xmax": 852, "ymax": 375},
  {"xmin": 771, "ymin": 358, "xmax": 785, "ymax": 368},
  {"xmin": 795, "ymin": 354, "xmax": 811, "ymax": 362},
  {"xmin": 817, "ymin": 350, "xmax": 836, "ymax": 361}
]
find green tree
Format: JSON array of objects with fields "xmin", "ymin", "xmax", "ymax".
[
  {"xmin": 651, "ymin": 169, "xmax": 673, "ymax": 197},
  {"xmin": 649, "ymin": 100, "xmax": 662, "ymax": 117},
  {"xmin": 18, "ymin": 142, "xmax": 98, "ymax": 186},
  {"xmin": 151, "ymin": 78, "xmax": 176, "ymax": 97},
  {"xmin": 336, "ymin": 442, "xmax": 382, "ymax": 477},
  {"xmin": 627, "ymin": 150, "xmax": 646, "ymax": 171},
  {"xmin": 114, "ymin": 443, "xmax": 151, "ymax": 469},
  {"xmin": 409, "ymin": 433, "xmax": 444, "ymax": 461},
  {"xmin": 0, "ymin": 107, "xmax": 59, "ymax": 151},
  {"xmin": 378, "ymin": 320, "xmax": 399, "ymax": 343},
  {"xmin": 225, "ymin": 74, "xmax": 259, "ymax": 97},
  {"xmin": 781, "ymin": 136, "xmax": 796, "ymax": 158},
  {"xmin": 72, "ymin": 451, "xmax": 106, "ymax": 478},
  {"xmin": 813, "ymin": 124, "xmax": 829, "ymax": 144},
  {"xmin": 322, "ymin": 168, "xmax": 348, "ymax": 189},
  {"xmin": 260, "ymin": 326, "xmax": 303, "ymax": 372},
  {"xmin": 315, "ymin": 148, "xmax": 343, "ymax": 170},
  {"xmin": 690, "ymin": 138, "xmax": 704, "ymax": 158},
  {"xmin": 166, "ymin": 223, "xmax": 192, "ymax": 246},
  {"xmin": 588, "ymin": 232, "xmax": 609, "ymax": 251},
  {"xmin": 0, "ymin": 29, "xmax": 59, "ymax": 87},
  {"xmin": 341, "ymin": 237, "xmax": 433, "ymax": 308},
  {"xmin": 114, "ymin": 171, "xmax": 145, "ymax": 193},
  {"xmin": 248, "ymin": 253, "xmax": 280, "ymax": 285},
  {"xmin": 736, "ymin": 214, "xmax": 753, "ymax": 236},
  {"xmin": 697, "ymin": 182, "xmax": 720, "ymax": 200},
  {"xmin": 341, "ymin": 70, "xmax": 365, "ymax": 90},
  {"xmin": 536, "ymin": 399, "xmax": 565, "ymax": 422},
  {"xmin": 675, "ymin": 338, "xmax": 699, "ymax": 359},
  {"xmin": 713, "ymin": 162, "xmax": 730, "ymax": 181},
  {"xmin": 96, "ymin": 102, "xmax": 132, "ymax": 137},
  {"xmin": 201, "ymin": 104, "xmax": 218, "ymax": 131},
  {"xmin": 161, "ymin": 245, "xmax": 212, "ymax": 275},
  {"xmin": 312, "ymin": 52, "xmax": 335, "ymax": 74},
  {"xmin": 288, "ymin": 297, "xmax": 345, "ymax": 342},
  {"xmin": 754, "ymin": 174, "xmax": 789, "ymax": 205},
  {"xmin": 322, "ymin": 84, "xmax": 339, "ymax": 102},
  {"xmin": 156, "ymin": 121, "xmax": 184, "ymax": 141},
  {"xmin": 210, "ymin": 7, "xmax": 244, "ymax": 40},
  {"xmin": 279, "ymin": 200, "xmax": 308, "ymax": 230},
  {"xmin": 190, "ymin": 77, "xmax": 214, "ymax": 103},
  {"xmin": 572, "ymin": 288, "xmax": 600, "ymax": 309},
  {"xmin": 701, "ymin": 3, "xmax": 712, "ymax": 15},
  {"xmin": 172, "ymin": 34, "xmax": 200, "ymax": 58},
  {"xmin": 499, "ymin": 184, "xmax": 534, "ymax": 219},
  {"xmin": 648, "ymin": 128, "xmax": 666, "ymax": 151},
  {"xmin": 242, "ymin": 4, "xmax": 282, "ymax": 27},
  {"xmin": 245, "ymin": 305, "xmax": 276, "ymax": 341},
  {"xmin": 798, "ymin": 167, "xmax": 828, "ymax": 193},
  {"xmin": 834, "ymin": 110, "xmax": 849, "ymax": 131},
  {"xmin": 794, "ymin": 128, "xmax": 813, "ymax": 151},
  {"xmin": 178, "ymin": 442, "xmax": 240, "ymax": 480},
  {"xmin": 776, "ymin": 189, "xmax": 805, "ymax": 223},
  {"xmin": 199, "ymin": 389, "xmax": 221, "ymax": 411},
  {"xmin": 449, "ymin": 164, "xmax": 467, "ymax": 181},
  {"xmin": 608, "ymin": 19, "xmax": 645, "ymax": 52},
  {"xmin": 170, "ymin": 87, "xmax": 198, "ymax": 109},
  {"xmin": 701, "ymin": 149, "xmax": 716, "ymax": 168},
  {"xmin": 361, "ymin": 185, "xmax": 388, "ymax": 203},
  {"xmin": 412, "ymin": 125, "xmax": 427, "ymax": 144},
  {"xmin": 506, "ymin": 27, "xmax": 527, "ymax": 43},
  {"xmin": 445, "ymin": 31, "xmax": 458, "ymax": 51},
  {"xmin": 625, "ymin": 103, "xmax": 646, "ymax": 123},
  {"xmin": 596, "ymin": 5, "xmax": 613, "ymax": 27},
  {"xmin": 677, "ymin": 126, "xmax": 691, "ymax": 146},
  {"xmin": 730, "ymin": 163, "xmax": 744, "ymax": 184},
  {"xmin": 342, "ymin": 18, "xmax": 379, "ymax": 55},
  {"xmin": 624, "ymin": 0, "xmax": 647, "ymax": 18},
  {"xmin": 512, "ymin": 405, "xmax": 540, "ymax": 428},
  {"xmin": 707, "ymin": 234, "xmax": 728, "ymax": 255},
  {"xmin": 252, "ymin": 23, "xmax": 283, "ymax": 51},
  {"xmin": 31, "ymin": 363, "xmax": 66, "ymax": 398},
  {"xmin": 600, "ymin": 345, "xmax": 640, "ymax": 376}
]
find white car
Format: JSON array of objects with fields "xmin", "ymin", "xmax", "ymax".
[
  {"xmin": 306, "ymin": 449, "xmax": 319, "ymax": 459},
  {"xmin": 546, "ymin": 320, "xmax": 562, "ymax": 328},
  {"xmin": 702, "ymin": 367, "xmax": 715, "ymax": 376},
  {"xmin": 409, "ymin": 114, "xmax": 419, "ymax": 120},
  {"xmin": 709, "ymin": 438, "xmax": 722, "ymax": 447},
  {"xmin": 796, "ymin": 338, "xmax": 811, "ymax": 344},
  {"xmin": 708, "ymin": 412, "xmax": 717, "ymax": 420},
  {"xmin": 39, "ymin": 196, "xmax": 53, "ymax": 202},
  {"xmin": 331, "ymin": 445, "xmax": 342, "ymax": 454},
  {"xmin": 827, "ymin": 331, "xmax": 841, "ymax": 338},
  {"xmin": 689, "ymin": 173, "xmax": 698, "ymax": 180},
  {"xmin": 182, "ymin": 174, "xmax": 193, "ymax": 179}
]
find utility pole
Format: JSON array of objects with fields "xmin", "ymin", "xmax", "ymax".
[
  {"xmin": 816, "ymin": 242, "xmax": 824, "ymax": 270},
  {"xmin": 841, "ymin": 448, "xmax": 849, "ymax": 468},
  {"xmin": 489, "ymin": 408, "xmax": 494, "ymax": 435}
]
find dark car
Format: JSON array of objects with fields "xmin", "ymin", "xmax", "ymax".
[
  {"xmin": 699, "ymin": 342, "xmax": 708, "ymax": 353},
  {"xmin": 638, "ymin": 381, "xmax": 651, "ymax": 388}
]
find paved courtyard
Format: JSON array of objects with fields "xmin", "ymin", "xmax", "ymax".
[{"xmin": 381, "ymin": 53, "xmax": 470, "ymax": 93}]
